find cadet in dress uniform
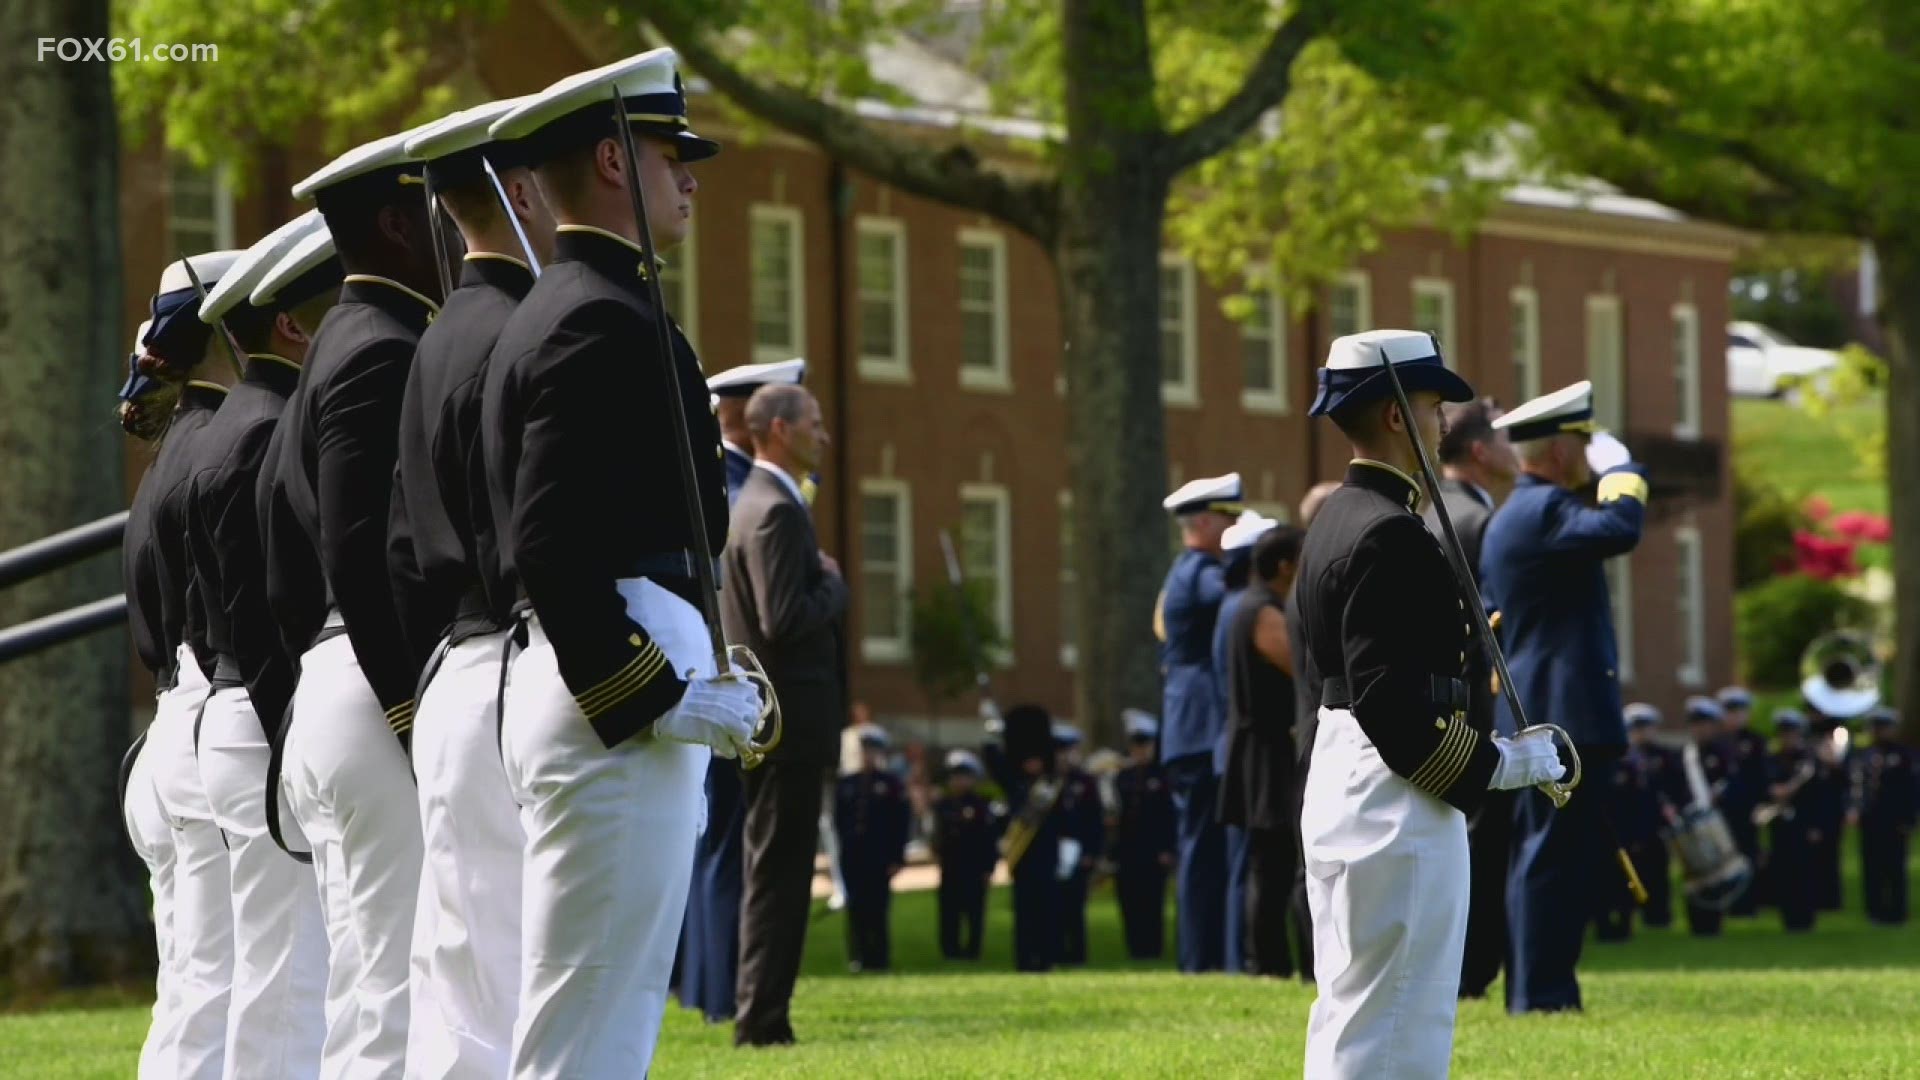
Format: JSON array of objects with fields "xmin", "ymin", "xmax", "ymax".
[
  {"xmin": 386, "ymin": 101, "xmax": 557, "ymax": 1078},
  {"xmin": 835, "ymin": 728, "xmax": 909, "ymax": 972},
  {"xmin": 1113, "ymin": 710, "xmax": 1175, "ymax": 959},
  {"xmin": 1155, "ymin": 472, "xmax": 1242, "ymax": 973},
  {"xmin": 1672, "ymin": 698, "xmax": 1734, "ymax": 937},
  {"xmin": 675, "ymin": 357, "xmax": 808, "ymax": 1028},
  {"xmin": 1717, "ymin": 686, "xmax": 1767, "ymax": 916},
  {"xmin": 256, "ymin": 120, "xmax": 446, "ymax": 1077},
  {"xmin": 1001, "ymin": 704, "xmax": 1065, "ymax": 972},
  {"xmin": 1621, "ymin": 703, "xmax": 1677, "ymax": 929},
  {"xmin": 122, "ymin": 252, "xmax": 244, "ymax": 1080},
  {"xmin": 1852, "ymin": 708, "xmax": 1915, "ymax": 924},
  {"xmin": 479, "ymin": 50, "xmax": 761, "ymax": 1075},
  {"xmin": 185, "ymin": 216, "xmax": 340, "ymax": 1079},
  {"xmin": 1294, "ymin": 330, "xmax": 1563, "ymax": 1078},
  {"xmin": 1479, "ymin": 380, "xmax": 1648, "ymax": 1015},
  {"xmin": 932, "ymin": 750, "xmax": 998, "ymax": 959},
  {"xmin": 1052, "ymin": 724, "xmax": 1104, "ymax": 966},
  {"xmin": 1764, "ymin": 710, "xmax": 1820, "ymax": 931},
  {"xmin": 1595, "ymin": 704, "xmax": 1664, "ymax": 942}
]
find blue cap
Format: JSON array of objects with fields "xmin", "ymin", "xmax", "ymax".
[
  {"xmin": 1051, "ymin": 723, "xmax": 1083, "ymax": 747},
  {"xmin": 1624, "ymin": 703, "xmax": 1661, "ymax": 729},
  {"xmin": 1718, "ymin": 686, "xmax": 1753, "ymax": 711},
  {"xmin": 1685, "ymin": 696, "xmax": 1724, "ymax": 723},
  {"xmin": 1773, "ymin": 709, "xmax": 1807, "ymax": 732},
  {"xmin": 1308, "ymin": 330, "xmax": 1474, "ymax": 419}
]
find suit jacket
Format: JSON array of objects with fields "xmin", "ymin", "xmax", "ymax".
[
  {"xmin": 1423, "ymin": 477, "xmax": 1499, "ymax": 736},
  {"xmin": 719, "ymin": 466, "xmax": 849, "ymax": 767}
]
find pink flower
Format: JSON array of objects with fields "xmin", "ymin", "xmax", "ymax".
[
  {"xmin": 1792, "ymin": 531, "xmax": 1860, "ymax": 580},
  {"xmin": 1804, "ymin": 495, "xmax": 1833, "ymax": 522},
  {"xmin": 1832, "ymin": 511, "xmax": 1875, "ymax": 540}
]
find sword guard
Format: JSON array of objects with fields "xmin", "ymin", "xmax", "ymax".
[
  {"xmin": 727, "ymin": 644, "xmax": 783, "ymax": 769},
  {"xmin": 1522, "ymin": 722, "xmax": 1581, "ymax": 808}
]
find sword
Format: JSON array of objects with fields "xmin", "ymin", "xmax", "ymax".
[
  {"xmin": 180, "ymin": 253, "xmax": 246, "ymax": 380},
  {"xmin": 609, "ymin": 88, "xmax": 781, "ymax": 768},
  {"xmin": 422, "ymin": 172, "xmax": 455, "ymax": 302},
  {"xmin": 481, "ymin": 158, "xmax": 543, "ymax": 277}
]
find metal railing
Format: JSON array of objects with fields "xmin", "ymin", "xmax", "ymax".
[{"xmin": 0, "ymin": 511, "xmax": 129, "ymax": 664}]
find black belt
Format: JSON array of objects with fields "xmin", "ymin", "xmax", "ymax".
[
  {"xmin": 1321, "ymin": 674, "xmax": 1470, "ymax": 714},
  {"xmin": 210, "ymin": 653, "xmax": 246, "ymax": 690},
  {"xmin": 496, "ymin": 604, "xmax": 534, "ymax": 753}
]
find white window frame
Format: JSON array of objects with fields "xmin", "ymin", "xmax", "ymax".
[
  {"xmin": 1239, "ymin": 271, "xmax": 1290, "ymax": 415},
  {"xmin": 857, "ymin": 478, "xmax": 913, "ymax": 664},
  {"xmin": 659, "ymin": 212, "xmax": 699, "ymax": 348},
  {"xmin": 1606, "ymin": 556, "xmax": 1635, "ymax": 686},
  {"xmin": 959, "ymin": 482, "xmax": 1014, "ymax": 666},
  {"xmin": 1058, "ymin": 489, "xmax": 1078, "ymax": 669},
  {"xmin": 1672, "ymin": 302, "xmax": 1702, "ymax": 439},
  {"xmin": 957, "ymin": 228, "xmax": 1011, "ymax": 392},
  {"xmin": 855, "ymin": 216, "xmax": 910, "ymax": 383},
  {"xmin": 1328, "ymin": 269, "xmax": 1372, "ymax": 338},
  {"xmin": 1510, "ymin": 285, "xmax": 1541, "ymax": 402},
  {"xmin": 749, "ymin": 203, "xmax": 806, "ymax": 364},
  {"xmin": 1411, "ymin": 276, "xmax": 1456, "ymax": 350},
  {"xmin": 1160, "ymin": 255, "xmax": 1199, "ymax": 407},
  {"xmin": 1674, "ymin": 526, "xmax": 1706, "ymax": 687},
  {"xmin": 166, "ymin": 158, "xmax": 236, "ymax": 252},
  {"xmin": 1586, "ymin": 294, "xmax": 1625, "ymax": 432}
]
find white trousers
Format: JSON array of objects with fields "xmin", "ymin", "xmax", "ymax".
[
  {"xmin": 1302, "ymin": 707, "xmax": 1470, "ymax": 1080},
  {"xmin": 199, "ymin": 686, "xmax": 329, "ymax": 1079},
  {"xmin": 504, "ymin": 578, "xmax": 709, "ymax": 1079},
  {"xmin": 407, "ymin": 629, "xmax": 524, "ymax": 1080},
  {"xmin": 146, "ymin": 648, "xmax": 233, "ymax": 1080},
  {"xmin": 283, "ymin": 631, "xmax": 425, "ymax": 1079},
  {"xmin": 124, "ymin": 733, "xmax": 179, "ymax": 1080}
]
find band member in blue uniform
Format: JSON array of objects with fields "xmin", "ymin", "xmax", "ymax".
[
  {"xmin": 1596, "ymin": 703, "xmax": 1665, "ymax": 942},
  {"xmin": 1052, "ymin": 724, "xmax": 1103, "ymax": 966},
  {"xmin": 1154, "ymin": 472, "xmax": 1242, "ymax": 973},
  {"xmin": 835, "ymin": 727, "xmax": 908, "ymax": 972},
  {"xmin": 1851, "ymin": 708, "xmax": 1915, "ymax": 924},
  {"xmin": 1002, "ymin": 704, "xmax": 1064, "ymax": 972},
  {"xmin": 932, "ymin": 750, "xmax": 999, "ymax": 959},
  {"xmin": 1763, "ymin": 710, "xmax": 1820, "ymax": 931},
  {"xmin": 1113, "ymin": 709, "xmax": 1175, "ymax": 959},
  {"xmin": 1717, "ymin": 686, "xmax": 1767, "ymax": 916},
  {"xmin": 1295, "ymin": 330, "xmax": 1563, "ymax": 1077},
  {"xmin": 1621, "ymin": 703, "xmax": 1677, "ymax": 928},
  {"xmin": 1670, "ymin": 697, "xmax": 1734, "ymax": 937},
  {"xmin": 1480, "ymin": 380, "xmax": 1648, "ymax": 1015}
]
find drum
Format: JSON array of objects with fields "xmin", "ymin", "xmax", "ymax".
[{"xmin": 1668, "ymin": 804, "xmax": 1752, "ymax": 910}]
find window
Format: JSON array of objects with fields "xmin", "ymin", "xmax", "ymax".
[
  {"xmin": 1605, "ymin": 556, "xmax": 1635, "ymax": 685},
  {"xmin": 858, "ymin": 480, "xmax": 912, "ymax": 663},
  {"xmin": 1675, "ymin": 526, "xmax": 1705, "ymax": 687},
  {"xmin": 1673, "ymin": 302, "xmax": 1702, "ymax": 439},
  {"xmin": 1160, "ymin": 257, "xmax": 1198, "ymax": 406},
  {"xmin": 856, "ymin": 217, "xmax": 909, "ymax": 381},
  {"xmin": 1240, "ymin": 273, "xmax": 1289, "ymax": 414},
  {"xmin": 1328, "ymin": 270, "xmax": 1371, "ymax": 338},
  {"xmin": 658, "ymin": 213, "xmax": 698, "ymax": 346},
  {"xmin": 166, "ymin": 158, "xmax": 235, "ymax": 255},
  {"xmin": 750, "ymin": 204, "xmax": 804, "ymax": 362},
  {"xmin": 1411, "ymin": 277, "xmax": 1456, "ymax": 350},
  {"xmin": 1059, "ymin": 490, "xmax": 1077, "ymax": 668},
  {"xmin": 1510, "ymin": 286, "xmax": 1541, "ymax": 402},
  {"xmin": 958, "ymin": 229, "xmax": 1010, "ymax": 390},
  {"xmin": 1586, "ymin": 295, "xmax": 1625, "ymax": 431},
  {"xmin": 959, "ymin": 483, "xmax": 1013, "ymax": 662}
]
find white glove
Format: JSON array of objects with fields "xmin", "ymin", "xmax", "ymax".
[
  {"xmin": 1586, "ymin": 432, "xmax": 1632, "ymax": 474},
  {"xmin": 656, "ymin": 675, "xmax": 761, "ymax": 758},
  {"xmin": 1488, "ymin": 729, "xmax": 1568, "ymax": 790}
]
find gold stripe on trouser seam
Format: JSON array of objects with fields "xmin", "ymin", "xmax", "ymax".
[
  {"xmin": 575, "ymin": 647, "xmax": 664, "ymax": 712},
  {"xmin": 578, "ymin": 650, "xmax": 668, "ymax": 718}
]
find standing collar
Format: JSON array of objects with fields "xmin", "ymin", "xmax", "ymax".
[
  {"xmin": 178, "ymin": 380, "xmax": 229, "ymax": 414},
  {"xmin": 339, "ymin": 274, "xmax": 441, "ymax": 332},
  {"xmin": 459, "ymin": 252, "xmax": 536, "ymax": 299},
  {"xmin": 243, "ymin": 353, "xmax": 302, "ymax": 395},
  {"xmin": 553, "ymin": 223, "xmax": 667, "ymax": 282},
  {"xmin": 1346, "ymin": 458, "xmax": 1423, "ymax": 513}
]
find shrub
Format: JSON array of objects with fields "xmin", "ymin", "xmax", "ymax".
[
  {"xmin": 1734, "ymin": 573, "xmax": 1874, "ymax": 689},
  {"xmin": 1733, "ymin": 466, "xmax": 1809, "ymax": 590}
]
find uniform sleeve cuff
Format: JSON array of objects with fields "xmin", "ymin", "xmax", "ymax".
[
  {"xmin": 384, "ymin": 700, "xmax": 415, "ymax": 737},
  {"xmin": 1409, "ymin": 715, "xmax": 1481, "ymax": 798},
  {"xmin": 1598, "ymin": 471, "xmax": 1649, "ymax": 505}
]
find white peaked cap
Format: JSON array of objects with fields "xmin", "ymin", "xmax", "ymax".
[
  {"xmin": 156, "ymin": 249, "xmax": 245, "ymax": 295},
  {"xmin": 1163, "ymin": 472, "xmax": 1244, "ymax": 514},
  {"xmin": 200, "ymin": 210, "xmax": 326, "ymax": 323}
]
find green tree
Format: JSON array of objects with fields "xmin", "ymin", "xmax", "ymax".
[
  {"xmin": 909, "ymin": 580, "xmax": 1006, "ymax": 728},
  {"xmin": 0, "ymin": 0, "xmax": 144, "ymax": 990},
  {"xmin": 1429, "ymin": 0, "xmax": 1919, "ymax": 735}
]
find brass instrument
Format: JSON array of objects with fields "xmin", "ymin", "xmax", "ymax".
[
  {"xmin": 1752, "ymin": 758, "xmax": 1816, "ymax": 827},
  {"xmin": 1799, "ymin": 630, "xmax": 1882, "ymax": 723}
]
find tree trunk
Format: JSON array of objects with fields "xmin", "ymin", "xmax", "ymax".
[
  {"xmin": 1874, "ymin": 243, "xmax": 1920, "ymax": 744},
  {"xmin": 0, "ymin": 0, "xmax": 145, "ymax": 991}
]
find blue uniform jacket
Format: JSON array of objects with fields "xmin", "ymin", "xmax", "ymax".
[
  {"xmin": 1478, "ymin": 469, "xmax": 1645, "ymax": 747},
  {"xmin": 1158, "ymin": 548, "xmax": 1228, "ymax": 763},
  {"xmin": 724, "ymin": 443, "xmax": 754, "ymax": 505}
]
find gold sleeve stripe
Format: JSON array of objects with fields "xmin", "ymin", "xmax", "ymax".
[
  {"xmin": 577, "ymin": 647, "xmax": 670, "ymax": 719},
  {"xmin": 1597, "ymin": 471, "xmax": 1649, "ymax": 505},
  {"xmin": 1408, "ymin": 717, "xmax": 1475, "ymax": 795},
  {"xmin": 574, "ymin": 643, "xmax": 667, "ymax": 713},
  {"xmin": 384, "ymin": 701, "xmax": 415, "ymax": 731}
]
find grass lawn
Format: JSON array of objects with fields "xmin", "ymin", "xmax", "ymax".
[
  {"xmin": 7, "ymin": 845, "xmax": 1918, "ymax": 1078},
  {"xmin": 1731, "ymin": 395, "xmax": 1886, "ymax": 517}
]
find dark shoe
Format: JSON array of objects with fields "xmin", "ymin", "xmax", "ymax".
[{"xmin": 734, "ymin": 1024, "xmax": 796, "ymax": 1048}]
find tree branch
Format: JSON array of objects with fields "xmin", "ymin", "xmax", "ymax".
[
  {"xmin": 647, "ymin": 14, "xmax": 1060, "ymax": 245},
  {"xmin": 1157, "ymin": 3, "xmax": 1333, "ymax": 179}
]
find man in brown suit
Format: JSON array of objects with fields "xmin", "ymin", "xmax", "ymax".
[{"xmin": 724, "ymin": 383, "xmax": 848, "ymax": 1047}]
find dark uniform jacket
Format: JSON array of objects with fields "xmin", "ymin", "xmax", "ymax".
[
  {"xmin": 1423, "ymin": 478, "xmax": 1500, "ymax": 736},
  {"xmin": 932, "ymin": 791, "xmax": 999, "ymax": 881},
  {"xmin": 1215, "ymin": 585, "xmax": 1297, "ymax": 830},
  {"xmin": 1292, "ymin": 460, "xmax": 1498, "ymax": 814},
  {"xmin": 480, "ymin": 225, "xmax": 728, "ymax": 749},
  {"xmin": 259, "ymin": 276, "xmax": 436, "ymax": 736},
  {"xmin": 1157, "ymin": 548, "xmax": 1228, "ymax": 764},
  {"xmin": 835, "ymin": 769, "xmax": 909, "ymax": 876},
  {"xmin": 718, "ymin": 465, "xmax": 848, "ymax": 767},
  {"xmin": 1057, "ymin": 768, "xmax": 1105, "ymax": 871},
  {"xmin": 723, "ymin": 443, "xmax": 753, "ymax": 507},
  {"xmin": 1479, "ymin": 469, "xmax": 1646, "ymax": 747},
  {"xmin": 1114, "ymin": 762, "xmax": 1176, "ymax": 870},
  {"xmin": 1666, "ymin": 737, "xmax": 1732, "ymax": 809},
  {"xmin": 1853, "ymin": 740, "xmax": 1918, "ymax": 829},
  {"xmin": 388, "ymin": 254, "xmax": 535, "ymax": 662},
  {"xmin": 125, "ymin": 383, "xmax": 228, "ymax": 686},
  {"xmin": 184, "ymin": 357, "xmax": 302, "ymax": 728}
]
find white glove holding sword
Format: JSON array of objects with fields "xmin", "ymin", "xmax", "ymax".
[
  {"xmin": 655, "ymin": 665, "xmax": 763, "ymax": 758},
  {"xmin": 1488, "ymin": 728, "xmax": 1569, "ymax": 791}
]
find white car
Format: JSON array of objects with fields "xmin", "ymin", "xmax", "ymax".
[{"xmin": 1727, "ymin": 321, "xmax": 1840, "ymax": 398}]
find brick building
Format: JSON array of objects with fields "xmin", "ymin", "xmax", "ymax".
[{"xmin": 116, "ymin": 4, "xmax": 1745, "ymax": 735}]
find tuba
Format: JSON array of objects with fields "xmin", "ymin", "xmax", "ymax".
[{"xmin": 1799, "ymin": 630, "xmax": 1883, "ymax": 723}]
